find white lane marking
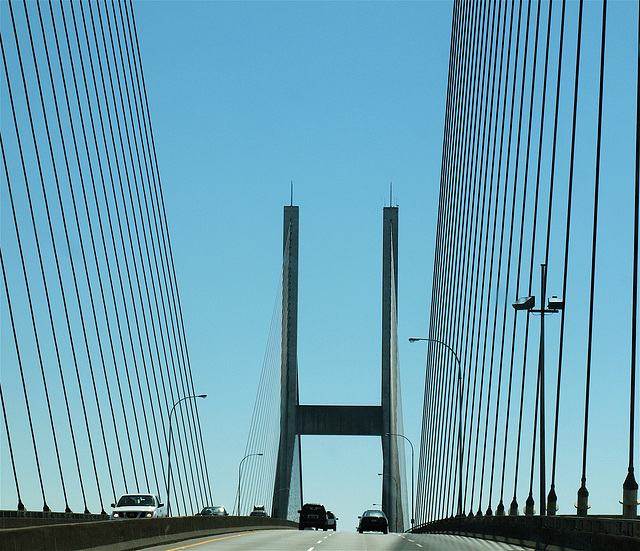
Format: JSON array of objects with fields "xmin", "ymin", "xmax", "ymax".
[
  {"xmin": 307, "ymin": 548, "xmax": 314, "ymax": 551},
  {"xmin": 416, "ymin": 545, "xmax": 423, "ymax": 548},
  {"xmin": 317, "ymin": 540, "xmax": 323, "ymax": 544}
]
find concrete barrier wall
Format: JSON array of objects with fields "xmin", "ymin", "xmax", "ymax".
[
  {"xmin": 0, "ymin": 515, "xmax": 297, "ymax": 551},
  {"xmin": 413, "ymin": 515, "xmax": 640, "ymax": 551},
  {"xmin": 0, "ymin": 511, "xmax": 109, "ymax": 529}
]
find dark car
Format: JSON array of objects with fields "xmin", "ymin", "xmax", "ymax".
[
  {"xmin": 250, "ymin": 505, "xmax": 268, "ymax": 517},
  {"xmin": 298, "ymin": 503, "xmax": 327, "ymax": 530},
  {"xmin": 197, "ymin": 506, "xmax": 229, "ymax": 516},
  {"xmin": 358, "ymin": 509, "xmax": 388, "ymax": 534},
  {"xmin": 325, "ymin": 510, "xmax": 337, "ymax": 531}
]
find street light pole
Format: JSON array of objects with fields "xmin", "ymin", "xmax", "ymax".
[
  {"xmin": 237, "ymin": 453, "xmax": 263, "ymax": 515},
  {"xmin": 167, "ymin": 394, "xmax": 207, "ymax": 516},
  {"xmin": 378, "ymin": 472, "xmax": 400, "ymax": 531},
  {"xmin": 539, "ymin": 263, "xmax": 547, "ymax": 516},
  {"xmin": 409, "ymin": 337, "xmax": 464, "ymax": 517},
  {"xmin": 512, "ymin": 263, "xmax": 563, "ymax": 516},
  {"xmin": 386, "ymin": 432, "xmax": 414, "ymax": 529}
]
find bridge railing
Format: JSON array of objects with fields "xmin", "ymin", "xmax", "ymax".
[
  {"xmin": 0, "ymin": 513, "xmax": 297, "ymax": 551},
  {"xmin": 0, "ymin": 509, "xmax": 108, "ymax": 529},
  {"xmin": 412, "ymin": 515, "xmax": 640, "ymax": 550}
]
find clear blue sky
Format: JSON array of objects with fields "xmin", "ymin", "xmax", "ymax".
[
  {"xmin": 132, "ymin": 0, "xmax": 640, "ymax": 527},
  {"xmin": 133, "ymin": 0, "xmax": 450, "ymax": 529}
]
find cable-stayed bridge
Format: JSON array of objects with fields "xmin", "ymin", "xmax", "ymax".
[{"xmin": 1, "ymin": 0, "xmax": 640, "ymax": 550}]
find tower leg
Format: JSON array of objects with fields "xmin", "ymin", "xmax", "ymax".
[
  {"xmin": 272, "ymin": 206, "xmax": 300, "ymax": 519},
  {"xmin": 381, "ymin": 207, "xmax": 404, "ymax": 532}
]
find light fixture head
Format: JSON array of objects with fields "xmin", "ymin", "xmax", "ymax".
[
  {"xmin": 548, "ymin": 296, "xmax": 564, "ymax": 310},
  {"xmin": 512, "ymin": 296, "xmax": 535, "ymax": 311}
]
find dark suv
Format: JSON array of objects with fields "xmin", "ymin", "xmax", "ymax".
[{"xmin": 298, "ymin": 503, "xmax": 327, "ymax": 530}]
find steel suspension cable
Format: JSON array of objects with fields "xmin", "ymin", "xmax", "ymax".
[
  {"xmin": 66, "ymin": 0, "xmax": 144, "ymax": 501},
  {"xmin": 484, "ymin": 0, "xmax": 517, "ymax": 514},
  {"xmin": 3, "ymin": 12, "xmax": 103, "ymax": 512},
  {"xmin": 124, "ymin": 0, "xmax": 214, "ymax": 506},
  {"xmin": 531, "ymin": 0, "xmax": 568, "ymax": 515},
  {"xmin": 100, "ymin": 0, "xmax": 167, "ymax": 504},
  {"xmin": 0, "ymin": 382, "xmax": 23, "ymax": 510},
  {"xmin": 440, "ymin": 0, "xmax": 478, "ymax": 518},
  {"xmin": 0, "ymin": 247, "xmax": 48, "ymax": 511},
  {"xmin": 68, "ymin": 0, "xmax": 141, "ymax": 491},
  {"xmin": 477, "ymin": 0, "xmax": 510, "ymax": 516},
  {"xmin": 468, "ymin": 1, "xmax": 499, "ymax": 515},
  {"xmin": 91, "ymin": 0, "xmax": 155, "ymax": 496},
  {"xmin": 0, "ymin": 131, "xmax": 50, "ymax": 511},
  {"xmin": 499, "ymin": 0, "xmax": 532, "ymax": 514},
  {"xmin": 511, "ymin": 0, "xmax": 543, "ymax": 514},
  {"xmin": 578, "ymin": 0, "xmax": 608, "ymax": 512},
  {"xmin": 120, "ymin": 0, "xmax": 205, "ymax": 508},
  {"xmin": 460, "ymin": 1, "xmax": 490, "ymax": 514},
  {"xmin": 86, "ymin": 0, "xmax": 154, "ymax": 492},
  {"xmin": 420, "ymin": 70, "xmax": 456, "ymax": 524},
  {"xmin": 628, "ymin": 0, "xmax": 640, "ymax": 499},
  {"xmin": 5, "ymin": 2, "xmax": 78, "ymax": 512},
  {"xmin": 522, "ymin": 0, "xmax": 555, "ymax": 513},
  {"xmin": 451, "ymin": 0, "xmax": 483, "ymax": 517},
  {"xmin": 419, "ymin": 0, "xmax": 467, "ymax": 520},
  {"xmin": 108, "ymin": 1, "xmax": 193, "ymax": 507},
  {"xmin": 106, "ymin": 0, "xmax": 173, "ymax": 477},
  {"xmin": 112, "ymin": 0, "xmax": 199, "ymax": 511},
  {"xmin": 551, "ymin": 0, "xmax": 584, "ymax": 508},
  {"xmin": 439, "ymin": 3, "xmax": 473, "ymax": 517}
]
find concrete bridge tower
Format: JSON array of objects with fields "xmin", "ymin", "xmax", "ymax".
[{"xmin": 272, "ymin": 205, "xmax": 405, "ymax": 532}]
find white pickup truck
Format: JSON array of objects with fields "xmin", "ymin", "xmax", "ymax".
[{"xmin": 110, "ymin": 493, "xmax": 167, "ymax": 519}]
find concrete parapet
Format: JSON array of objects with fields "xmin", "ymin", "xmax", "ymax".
[
  {"xmin": 0, "ymin": 510, "xmax": 109, "ymax": 529},
  {"xmin": 412, "ymin": 514, "xmax": 640, "ymax": 551},
  {"xmin": 0, "ymin": 515, "xmax": 297, "ymax": 551}
]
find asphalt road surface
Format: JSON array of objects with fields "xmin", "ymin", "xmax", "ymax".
[{"xmin": 140, "ymin": 530, "xmax": 531, "ymax": 551}]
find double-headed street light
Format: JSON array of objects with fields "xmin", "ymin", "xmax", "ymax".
[
  {"xmin": 167, "ymin": 394, "xmax": 207, "ymax": 516},
  {"xmin": 409, "ymin": 337, "xmax": 464, "ymax": 517},
  {"xmin": 386, "ymin": 432, "xmax": 414, "ymax": 528},
  {"xmin": 512, "ymin": 262, "xmax": 563, "ymax": 516},
  {"xmin": 237, "ymin": 453, "xmax": 263, "ymax": 515}
]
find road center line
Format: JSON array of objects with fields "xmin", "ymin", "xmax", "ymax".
[{"xmin": 161, "ymin": 531, "xmax": 266, "ymax": 550}]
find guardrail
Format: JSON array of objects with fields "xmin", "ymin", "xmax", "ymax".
[
  {"xmin": 0, "ymin": 509, "xmax": 109, "ymax": 529},
  {"xmin": 412, "ymin": 515, "xmax": 640, "ymax": 551},
  {"xmin": 0, "ymin": 512, "xmax": 297, "ymax": 551}
]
